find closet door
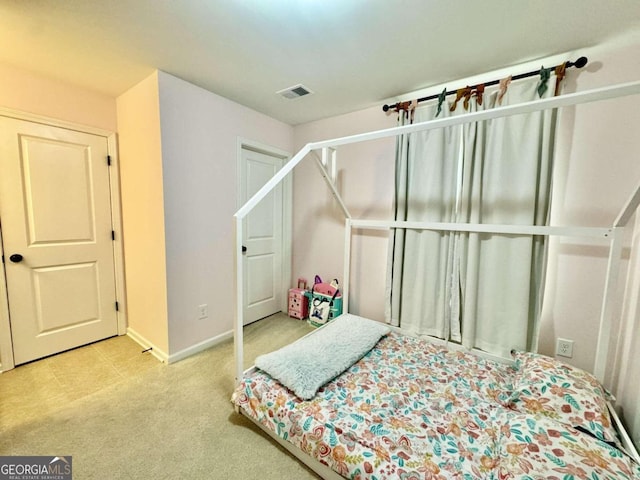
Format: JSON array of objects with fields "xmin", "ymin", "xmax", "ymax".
[
  {"xmin": 239, "ymin": 147, "xmax": 284, "ymax": 325},
  {"xmin": 0, "ymin": 116, "xmax": 118, "ymax": 365}
]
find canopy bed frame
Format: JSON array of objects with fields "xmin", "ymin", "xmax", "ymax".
[{"xmin": 232, "ymin": 79, "xmax": 640, "ymax": 479}]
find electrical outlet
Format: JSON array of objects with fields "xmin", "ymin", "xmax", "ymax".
[
  {"xmin": 556, "ymin": 338, "xmax": 574, "ymax": 358},
  {"xmin": 197, "ymin": 304, "xmax": 208, "ymax": 320}
]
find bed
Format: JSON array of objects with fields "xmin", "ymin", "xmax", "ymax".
[
  {"xmin": 232, "ymin": 80, "xmax": 640, "ymax": 479},
  {"xmin": 232, "ymin": 314, "xmax": 640, "ymax": 479}
]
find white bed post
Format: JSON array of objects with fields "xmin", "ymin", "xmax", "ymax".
[
  {"xmin": 343, "ymin": 218, "xmax": 352, "ymax": 314},
  {"xmin": 594, "ymin": 228, "xmax": 623, "ymax": 383},
  {"xmin": 594, "ymin": 180, "xmax": 640, "ymax": 382},
  {"xmin": 329, "ymin": 148, "xmax": 337, "ymax": 183},
  {"xmin": 234, "ymin": 216, "xmax": 244, "ymax": 385}
]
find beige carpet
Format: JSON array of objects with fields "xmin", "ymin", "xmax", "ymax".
[{"xmin": 0, "ymin": 314, "xmax": 320, "ymax": 479}]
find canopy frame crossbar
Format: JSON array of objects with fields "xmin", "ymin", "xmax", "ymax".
[{"xmin": 233, "ymin": 79, "xmax": 640, "ymax": 387}]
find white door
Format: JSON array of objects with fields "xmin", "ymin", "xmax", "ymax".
[
  {"xmin": 239, "ymin": 147, "xmax": 284, "ymax": 325},
  {"xmin": 0, "ymin": 117, "xmax": 118, "ymax": 365}
]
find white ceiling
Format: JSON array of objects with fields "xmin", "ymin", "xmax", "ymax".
[{"xmin": 1, "ymin": 0, "xmax": 639, "ymax": 125}]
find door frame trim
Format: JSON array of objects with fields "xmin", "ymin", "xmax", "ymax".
[
  {"xmin": 0, "ymin": 107, "xmax": 127, "ymax": 372},
  {"xmin": 236, "ymin": 138, "xmax": 292, "ymax": 315}
]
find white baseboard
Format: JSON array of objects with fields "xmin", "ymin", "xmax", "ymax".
[
  {"xmin": 167, "ymin": 330, "xmax": 233, "ymax": 364},
  {"xmin": 126, "ymin": 327, "xmax": 233, "ymax": 365},
  {"xmin": 126, "ymin": 328, "xmax": 169, "ymax": 363}
]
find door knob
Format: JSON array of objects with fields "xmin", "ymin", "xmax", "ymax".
[
  {"xmin": 242, "ymin": 246, "xmax": 247, "ymax": 253},
  {"xmin": 9, "ymin": 254, "xmax": 23, "ymax": 263}
]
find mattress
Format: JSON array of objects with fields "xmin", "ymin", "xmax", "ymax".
[{"xmin": 232, "ymin": 330, "xmax": 640, "ymax": 479}]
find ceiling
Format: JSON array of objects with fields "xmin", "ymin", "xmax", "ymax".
[{"xmin": 1, "ymin": 0, "xmax": 639, "ymax": 125}]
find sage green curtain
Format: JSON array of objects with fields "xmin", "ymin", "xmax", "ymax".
[
  {"xmin": 386, "ymin": 75, "xmax": 560, "ymax": 356},
  {"xmin": 385, "ymin": 103, "xmax": 462, "ymax": 336}
]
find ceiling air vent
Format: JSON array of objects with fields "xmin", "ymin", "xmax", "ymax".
[{"xmin": 277, "ymin": 84, "xmax": 313, "ymax": 100}]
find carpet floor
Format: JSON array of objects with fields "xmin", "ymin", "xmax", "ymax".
[{"xmin": 0, "ymin": 313, "xmax": 320, "ymax": 479}]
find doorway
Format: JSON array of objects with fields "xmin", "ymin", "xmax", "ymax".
[
  {"xmin": 0, "ymin": 111, "xmax": 126, "ymax": 370},
  {"xmin": 237, "ymin": 140, "xmax": 292, "ymax": 325}
]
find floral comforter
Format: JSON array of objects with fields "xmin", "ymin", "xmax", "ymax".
[{"xmin": 232, "ymin": 332, "xmax": 640, "ymax": 479}]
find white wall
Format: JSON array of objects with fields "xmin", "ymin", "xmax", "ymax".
[
  {"xmin": 116, "ymin": 72, "xmax": 170, "ymax": 354},
  {"xmin": 157, "ymin": 71, "xmax": 294, "ymax": 355}
]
